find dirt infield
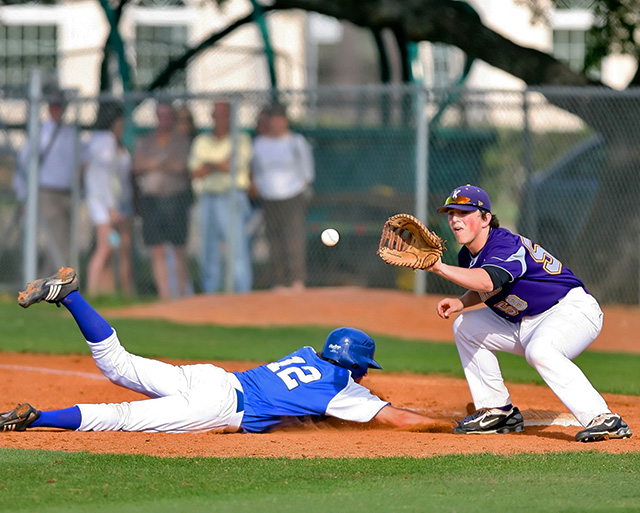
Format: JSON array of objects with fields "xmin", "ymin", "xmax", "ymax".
[{"xmin": 1, "ymin": 287, "xmax": 639, "ymax": 457}]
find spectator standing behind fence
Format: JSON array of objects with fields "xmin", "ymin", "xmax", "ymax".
[
  {"xmin": 14, "ymin": 90, "xmax": 85, "ymax": 275},
  {"xmin": 132, "ymin": 101, "xmax": 192, "ymax": 300},
  {"xmin": 253, "ymin": 107, "xmax": 271, "ymax": 139},
  {"xmin": 166, "ymin": 104, "xmax": 197, "ymax": 297},
  {"xmin": 175, "ymin": 106, "xmax": 198, "ymax": 142},
  {"xmin": 188, "ymin": 101, "xmax": 253, "ymax": 293},
  {"xmin": 251, "ymin": 104, "xmax": 315, "ymax": 291},
  {"xmin": 84, "ymin": 100, "xmax": 134, "ymax": 298}
]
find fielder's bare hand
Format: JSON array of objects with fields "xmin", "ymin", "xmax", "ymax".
[{"xmin": 435, "ymin": 297, "xmax": 464, "ymax": 319}]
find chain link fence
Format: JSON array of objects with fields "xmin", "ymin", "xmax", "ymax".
[{"xmin": 1, "ymin": 81, "xmax": 638, "ymax": 304}]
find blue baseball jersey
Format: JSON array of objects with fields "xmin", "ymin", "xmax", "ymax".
[
  {"xmin": 234, "ymin": 346, "xmax": 389, "ymax": 433},
  {"xmin": 459, "ymin": 227, "xmax": 585, "ymax": 322}
]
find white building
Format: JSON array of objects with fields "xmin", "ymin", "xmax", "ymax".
[{"xmin": 0, "ymin": 0, "xmax": 306, "ymax": 95}]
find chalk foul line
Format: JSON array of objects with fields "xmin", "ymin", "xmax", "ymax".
[{"xmin": 0, "ymin": 363, "xmax": 107, "ymax": 381}]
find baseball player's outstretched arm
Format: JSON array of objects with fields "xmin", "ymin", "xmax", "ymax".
[{"xmin": 373, "ymin": 405, "xmax": 445, "ymax": 431}]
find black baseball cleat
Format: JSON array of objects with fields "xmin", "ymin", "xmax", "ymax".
[
  {"xmin": 0, "ymin": 403, "xmax": 40, "ymax": 432},
  {"xmin": 575, "ymin": 413, "xmax": 632, "ymax": 442},
  {"xmin": 453, "ymin": 406, "xmax": 524, "ymax": 434},
  {"xmin": 17, "ymin": 267, "xmax": 78, "ymax": 308}
]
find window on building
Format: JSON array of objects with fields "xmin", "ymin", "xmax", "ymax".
[
  {"xmin": 0, "ymin": 24, "xmax": 57, "ymax": 86},
  {"xmin": 553, "ymin": 29, "xmax": 600, "ymax": 79},
  {"xmin": 553, "ymin": 29, "xmax": 586, "ymax": 71},
  {"xmin": 134, "ymin": 24, "xmax": 188, "ymax": 90}
]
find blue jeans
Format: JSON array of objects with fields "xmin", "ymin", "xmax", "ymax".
[{"xmin": 198, "ymin": 190, "xmax": 253, "ymax": 293}]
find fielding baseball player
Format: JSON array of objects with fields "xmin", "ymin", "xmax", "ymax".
[
  {"xmin": 1, "ymin": 268, "xmax": 440, "ymax": 434},
  {"xmin": 430, "ymin": 184, "xmax": 632, "ymax": 442}
]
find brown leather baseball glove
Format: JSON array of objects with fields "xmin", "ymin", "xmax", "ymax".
[{"xmin": 377, "ymin": 214, "xmax": 445, "ymax": 270}]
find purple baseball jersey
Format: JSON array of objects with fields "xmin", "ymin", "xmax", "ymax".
[{"xmin": 458, "ymin": 227, "xmax": 585, "ymax": 322}]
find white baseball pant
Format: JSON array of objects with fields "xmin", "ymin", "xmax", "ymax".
[
  {"xmin": 76, "ymin": 330, "xmax": 244, "ymax": 432},
  {"xmin": 453, "ymin": 287, "xmax": 609, "ymax": 427}
]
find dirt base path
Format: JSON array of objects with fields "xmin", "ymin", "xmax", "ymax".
[{"xmin": 1, "ymin": 288, "xmax": 638, "ymax": 457}]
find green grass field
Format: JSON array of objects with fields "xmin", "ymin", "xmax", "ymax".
[
  {"xmin": 1, "ymin": 450, "xmax": 639, "ymax": 513},
  {"xmin": 1, "ymin": 298, "xmax": 639, "ymax": 512}
]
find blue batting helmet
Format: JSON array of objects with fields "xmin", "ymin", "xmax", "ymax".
[{"xmin": 321, "ymin": 327, "xmax": 382, "ymax": 379}]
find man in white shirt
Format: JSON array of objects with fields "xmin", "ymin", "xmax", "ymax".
[{"xmin": 15, "ymin": 90, "xmax": 84, "ymax": 274}]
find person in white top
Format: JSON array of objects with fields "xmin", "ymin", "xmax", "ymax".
[
  {"xmin": 15, "ymin": 90, "xmax": 86, "ymax": 275},
  {"xmin": 251, "ymin": 104, "xmax": 315, "ymax": 290},
  {"xmin": 84, "ymin": 101, "xmax": 134, "ymax": 297}
]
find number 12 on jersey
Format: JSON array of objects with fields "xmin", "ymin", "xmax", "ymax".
[{"xmin": 267, "ymin": 356, "xmax": 322, "ymax": 390}]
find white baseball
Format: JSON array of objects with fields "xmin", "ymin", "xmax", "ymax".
[{"xmin": 321, "ymin": 228, "xmax": 340, "ymax": 247}]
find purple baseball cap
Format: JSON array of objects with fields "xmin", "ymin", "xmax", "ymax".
[{"xmin": 437, "ymin": 184, "xmax": 492, "ymax": 213}]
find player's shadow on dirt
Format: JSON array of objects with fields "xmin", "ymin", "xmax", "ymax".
[{"xmin": 525, "ymin": 426, "xmax": 576, "ymax": 442}]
